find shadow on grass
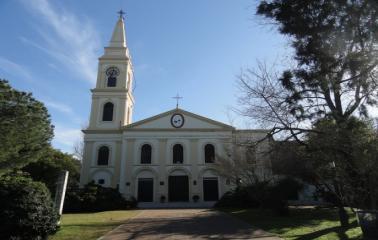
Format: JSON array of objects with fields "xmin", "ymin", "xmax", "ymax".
[
  {"xmin": 292, "ymin": 220, "xmax": 360, "ymax": 240},
  {"xmin": 222, "ymin": 207, "xmax": 362, "ymax": 240}
]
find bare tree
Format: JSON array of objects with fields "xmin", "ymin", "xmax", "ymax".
[
  {"xmin": 214, "ymin": 138, "xmax": 273, "ymax": 187},
  {"xmin": 236, "ymin": 62, "xmax": 317, "ymax": 144},
  {"xmin": 73, "ymin": 139, "xmax": 84, "ymax": 162}
]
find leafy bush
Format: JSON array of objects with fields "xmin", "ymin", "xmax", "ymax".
[
  {"xmin": 0, "ymin": 174, "xmax": 58, "ymax": 240},
  {"xmin": 215, "ymin": 187, "xmax": 260, "ymax": 208},
  {"xmin": 64, "ymin": 182, "xmax": 137, "ymax": 213},
  {"xmin": 265, "ymin": 177, "xmax": 304, "ymax": 216},
  {"xmin": 23, "ymin": 148, "xmax": 81, "ymax": 198},
  {"xmin": 215, "ymin": 177, "xmax": 303, "ymax": 216}
]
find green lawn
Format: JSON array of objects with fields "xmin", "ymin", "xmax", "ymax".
[
  {"xmin": 49, "ymin": 210, "xmax": 140, "ymax": 240},
  {"xmin": 223, "ymin": 207, "xmax": 363, "ymax": 240}
]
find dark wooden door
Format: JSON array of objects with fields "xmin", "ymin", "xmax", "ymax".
[
  {"xmin": 138, "ymin": 178, "xmax": 153, "ymax": 202},
  {"xmin": 168, "ymin": 176, "xmax": 189, "ymax": 202},
  {"xmin": 203, "ymin": 177, "xmax": 219, "ymax": 201}
]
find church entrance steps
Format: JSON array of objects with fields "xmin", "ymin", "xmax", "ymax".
[{"xmin": 137, "ymin": 201, "xmax": 216, "ymax": 209}]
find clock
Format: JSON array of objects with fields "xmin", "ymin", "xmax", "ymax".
[
  {"xmin": 105, "ymin": 67, "xmax": 120, "ymax": 78},
  {"xmin": 170, "ymin": 113, "xmax": 184, "ymax": 128}
]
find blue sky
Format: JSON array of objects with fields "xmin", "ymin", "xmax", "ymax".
[{"xmin": 0, "ymin": 0, "xmax": 290, "ymax": 153}]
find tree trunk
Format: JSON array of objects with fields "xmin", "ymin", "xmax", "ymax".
[{"xmin": 338, "ymin": 205, "xmax": 349, "ymax": 227}]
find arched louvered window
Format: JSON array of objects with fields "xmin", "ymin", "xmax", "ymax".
[
  {"xmin": 205, "ymin": 144, "xmax": 215, "ymax": 163},
  {"xmin": 141, "ymin": 144, "xmax": 152, "ymax": 164},
  {"xmin": 102, "ymin": 102, "xmax": 114, "ymax": 121},
  {"xmin": 173, "ymin": 144, "xmax": 183, "ymax": 164},
  {"xmin": 107, "ymin": 76, "xmax": 116, "ymax": 87},
  {"xmin": 97, "ymin": 146, "xmax": 109, "ymax": 165}
]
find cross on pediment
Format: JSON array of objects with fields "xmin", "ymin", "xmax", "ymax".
[{"xmin": 172, "ymin": 94, "xmax": 183, "ymax": 109}]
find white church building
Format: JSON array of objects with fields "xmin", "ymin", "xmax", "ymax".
[{"xmin": 79, "ymin": 14, "xmax": 272, "ymax": 205}]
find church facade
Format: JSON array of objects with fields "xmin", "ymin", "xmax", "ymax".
[{"xmin": 79, "ymin": 14, "xmax": 272, "ymax": 204}]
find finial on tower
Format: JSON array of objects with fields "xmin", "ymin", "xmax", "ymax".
[{"xmin": 117, "ymin": 9, "xmax": 125, "ymax": 19}]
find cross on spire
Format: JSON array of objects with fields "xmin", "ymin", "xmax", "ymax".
[
  {"xmin": 117, "ymin": 9, "xmax": 125, "ymax": 19},
  {"xmin": 172, "ymin": 94, "xmax": 183, "ymax": 109}
]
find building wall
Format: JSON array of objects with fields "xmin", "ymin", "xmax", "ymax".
[{"xmin": 80, "ymin": 129, "xmax": 272, "ymax": 203}]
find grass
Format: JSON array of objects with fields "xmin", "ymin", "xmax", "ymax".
[
  {"xmin": 49, "ymin": 210, "xmax": 140, "ymax": 240},
  {"xmin": 223, "ymin": 207, "xmax": 363, "ymax": 240}
]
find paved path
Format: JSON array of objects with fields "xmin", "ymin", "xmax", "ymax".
[{"xmin": 100, "ymin": 209, "xmax": 281, "ymax": 240}]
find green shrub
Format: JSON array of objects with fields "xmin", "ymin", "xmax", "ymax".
[
  {"xmin": 0, "ymin": 174, "xmax": 58, "ymax": 240},
  {"xmin": 273, "ymin": 177, "xmax": 303, "ymax": 201},
  {"xmin": 215, "ymin": 187, "xmax": 260, "ymax": 208},
  {"xmin": 266, "ymin": 178, "xmax": 304, "ymax": 216},
  {"xmin": 22, "ymin": 147, "xmax": 81, "ymax": 198},
  {"xmin": 215, "ymin": 177, "xmax": 303, "ymax": 216},
  {"xmin": 64, "ymin": 182, "xmax": 137, "ymax": 213}
]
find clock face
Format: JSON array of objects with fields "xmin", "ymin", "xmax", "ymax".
[
  {"xmin": 106, "ymin": 67, "xmax": 120, "ymax": 77},
  {"xmin": 170, "ymin": 113, "xmax": 185, "ymax": 128}
]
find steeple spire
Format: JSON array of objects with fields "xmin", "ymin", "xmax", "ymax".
[{"xmin": 109, "ymin": 10, "xmax": 127, "ymax": 48}]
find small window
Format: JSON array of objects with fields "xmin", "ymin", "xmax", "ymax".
[
  {"xmin": 97, "ymin": 146, "xmax": 109, "ymax": 165},
  {"xmin": 141, "ymin": 144, "xmax": 152, "ymax": 164},
  {"xmin": 173, "ymin": 144, "xmax": 183, "ymax": 164},
  {"xmin": 205, "ymin": 144, "xmax": 215, "ymax": 163},
  {"xmin": 98, "ymin": 179, "xmax": 105, "ymax": 185},
  {"xmin": 102, "ymin": 102, "xmax": 114, "ymax": 121}
]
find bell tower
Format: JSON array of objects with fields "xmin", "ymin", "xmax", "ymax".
[{"xmin": 88, "ymin": 11, "xmax": 134, "ymax": 130}]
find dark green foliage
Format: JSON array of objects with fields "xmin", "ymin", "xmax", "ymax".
[
  {"xmin": 0, "ymin": 80, "xmax": 54, "ymax": 175},
  {"xmin": 0, "ymin": 174, "xmax": 58, "ymax": 240},
  {"xmin": 23, "ymin": 148, "xmax": 81, "ymax": 198},
  {"xmin": 272, "ymin": 177, "xmax": 303, "ymax": 201},
  {"xmin": 64, "ymin": 182, "xmax": 137, "ymax": 213},
  {"xmin": 271, "ymin": 141, "xmax": 315, "ymax": 183},
  {"xmin": 246, "ymin": 0, "xmax": 378, "ymax": 226},
  {"xmin": 307, "ymin": 117, "xmax": 378, "ymax": 210},
  {"xmin": 257, "ymin": 0, "xmax": 378, "ymax": 123},
  {"xmin": 215, "ymin": 178, "xmax": 303, "ymax": 216},
  {"xmin": 267, "ymin": 178, "xmax": 304, "ymax": 216},
  {"xmin": 215, "ymin": 189, "xmax": 260, "ymax": 209}
]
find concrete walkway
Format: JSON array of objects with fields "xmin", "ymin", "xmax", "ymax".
[{"xmin": 100, "ymin": 209, "xmax": 281, "ymax": 240}]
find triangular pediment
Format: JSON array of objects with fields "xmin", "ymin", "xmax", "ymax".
[{"xmin": 123, "ymin": 108, "xmax": 234, "ymax": 131}]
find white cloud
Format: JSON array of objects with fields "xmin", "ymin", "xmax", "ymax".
[
  {"xmin": 53, "ymin": 125, "xmax": 82, "ymax": 149},
  {"xmin": 41, "ymin": 98, "xmax": 84, "ymax": 124},
  {"xmin": 0, "ymin": 57, "xmax": 33, "ymax": 82},
  {"xmin": 20, "ymin": 0, "xmax": 101, "ymax": 84},
  {"xmin": 44, "ymin": 100, "xmax": 73, "ymax": 115}
]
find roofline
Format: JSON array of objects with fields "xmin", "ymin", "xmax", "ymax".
[
  {"xmin": 122, "ymin": 128, "xmax": 234, "ymax": 132},
  {"xmin": 234, "ymin": 129, "xmax": 270, "ymax": 133},
  {"xmin": 123, "ymin": 108, "xmax": 235, "ymax": 130},
  {"xmin": 82, "ymin": 129, "xmax": 122, "ymax": 134}
]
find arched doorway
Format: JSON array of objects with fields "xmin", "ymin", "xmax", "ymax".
[
  {"xmin": 136, "ymin": 170, "xmax": 155, "ymax": 202},
  {"xmin": 201, "ymin": 169, "xmax": 219, "ymax": 201},
  {"xmin": 168, "ymin": 169, "xmax": 189, "ymax": 202}
]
